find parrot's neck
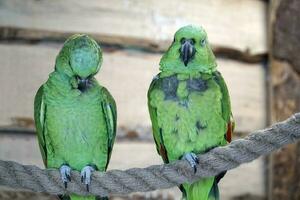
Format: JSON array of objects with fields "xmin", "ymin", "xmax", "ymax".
[
  {"xmin": 45, "ymin": 71, "xmax": 99, "ymax": 99},
  {"xmin": 46, "ymin": 72, "xmax": 76, "ymax": 93},
  {"xmin": 159, "ymin": 70, "xmax": 214, "ymax": 79}
]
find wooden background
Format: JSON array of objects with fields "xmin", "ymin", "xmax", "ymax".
[
  {"xmin": 268, "ymin": 0, "xmax": 300, "ymax": 199},
  {"xmin": 0, "ymin": 0, "xmax": 268, "ymax": 136},
  {"xmin": 1, "ymin": 0, "xmax": 297, "ymax": 199}
]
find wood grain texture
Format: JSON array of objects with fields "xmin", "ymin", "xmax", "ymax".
[
  {"xmin": 269, "ymin": 62, "xmax": 300, "ymax": 200},
  {"xmin": 0, "ymin": 0, "xmax": 267, "ymax": 58},
  {"xmin": 269, "ymin": 0, "xmax": 300, "ymax": 199},
  {"xmin": 0, "ymin": 43, "xmax": 266, "ymax": 134},
  {"xmin": 273, "ymin": 0, "xmax": 300, "ymax": 73}
]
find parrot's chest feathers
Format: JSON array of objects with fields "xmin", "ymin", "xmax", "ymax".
[
  {"xmin": 46, "ymin": 93, "xmax": 101, "ymax": 117},
  {"xmin": 44, "ymin": 87, "xmax": 105, "ymax": 152},
  {"xmin": 150, "ymin": 73, "xmax": 225, "ymax": 159},
  {"xmin": 45, "ymin": 81, "xmax": 101, "ymax": 106},
  {"xmin": 161, "ymin": 74, "xmax": 209, "ymax": 102},
  {"xmin": 44, "ymin": 84, "xmax": 104, "ymax": 140}
]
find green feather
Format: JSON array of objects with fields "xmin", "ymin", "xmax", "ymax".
[
  {"xmin": 34, "ymin": 35, "xmax": 116, "ymax": 200},
  {"xmin": 34, "ymin": 86, "xmax": 47, "ymax": 166},
  {"xmin": 213, "ymin": 71, "xmax": 232, "ymax": 123},
  {"xmin": 160, "ymin": 25, "xmax": 217, "ymax": 73},
  {"xmin": 148, "ymin": 25, "xmax": 233, "ymax": 200}
]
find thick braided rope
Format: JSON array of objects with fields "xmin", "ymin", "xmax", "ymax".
[{"xmin": 0, "ymin": 113, "xmax": 300, "ymax": 197}]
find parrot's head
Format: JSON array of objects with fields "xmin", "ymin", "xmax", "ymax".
[
  {"xmin": 55, "ymin": 34, "xmax": 102, "ymax": 91},
  {"xmin": 159, "ymin": 25, "xmax": 217, "ymax": 73}
]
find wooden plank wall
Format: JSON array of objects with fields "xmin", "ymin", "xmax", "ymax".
[
  {"xmin": 0, "ymin": 0, "xmax": 267, "ymax": 59},
  {"xmin": 269, "ymin": 0, "xmax": 300, "ymax": 199},
  {"xmin": 0, "ymin": 0, "xmax": 268, "ymax": 136},
  {"xmin": 0, "ymin": 1, "xmax": 269, "ymax": 199},
  {"xmin": 0, "ymin": 43, "xmax": 265, "ymax": 134}
]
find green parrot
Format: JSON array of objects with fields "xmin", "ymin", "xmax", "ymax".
[
  {"xmin": 34, "ymin": 34, "xmax": 117, "ymax": 200},
  {"xmin": 147, "ymin": 25, "xmax": 234, "ymax": 200}
]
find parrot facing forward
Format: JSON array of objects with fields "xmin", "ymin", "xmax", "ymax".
[
  {"xmin": 34, "ymin": 34, "xmax": 117, "ymax": 200},
  {"xmin": 147, "ymin": 25, "xmax": 234, "ymax": 200}
]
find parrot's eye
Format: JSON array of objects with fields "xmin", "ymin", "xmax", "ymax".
[
  {"xmin": 190, "ymin": 39, "xmax": 195, "ymax": 45},
  {"xmin": 200, "ymin": 39, "xmax": 206, "ymax": 47},
  {"xmin": 75, "ymin": 75, "xmax": 80, "ymax": 81},
  {"xmin": 180, "ymin": 38, "xmax": 186, "ymax": 44}
]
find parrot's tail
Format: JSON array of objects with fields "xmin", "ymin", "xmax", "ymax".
[
  {"xmin": 58, "ymin": 195, "xmax": 108, "ymax": 200},
  {"xmin": 180, "ymin": 177, "xmax": 219, "ymax": 200}
]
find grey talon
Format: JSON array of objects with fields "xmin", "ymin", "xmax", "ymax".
[
  {"xmin": 80, "ymin": 165, "xmax": 96, "ymax": 192},
  {"xmin": 193, "ymin": 165, "xmax": 197, "ymax": 173},
  {"xmin": 59, "ymin": 164, "xmax": 72, "ymax": 189},
  {"xmin": 182, "ymin": 152, "xmax": 199, "ymax": 174},
  {"xmin": 64, "ymin": 181, "xmax": 67, "ymax": 189},
  {"xmin": 66, "ymin": 173, "xmax": 71, "ymax": 182},
  {"xmin": 191, "ymin": 153, "xmax": 199, "ymax": 164}
]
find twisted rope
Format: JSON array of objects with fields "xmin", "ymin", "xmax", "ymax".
[{"xmin": 0, "ymin": 113, "xmax": 300, "ymax": 197}]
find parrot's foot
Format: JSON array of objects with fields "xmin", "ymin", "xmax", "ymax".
[
  {"xmin": 59, "ymin": 164, "xmax": 71, "ymax": 189},
  {"xmin": 80, "ymin": 165, "xmax": 96, "ymax": 192},
  {"xmin": 182, "ymin": 152, "xmax": 199, "ymax": 173}
]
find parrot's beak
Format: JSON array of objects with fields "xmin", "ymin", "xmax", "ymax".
[
  {"xmin": 180, "ymin": 39, "xmax": 196, "ymax": 66},
  {"xmin": 77, "ymin": 76, "xmax": 91, "ymax": 92}
]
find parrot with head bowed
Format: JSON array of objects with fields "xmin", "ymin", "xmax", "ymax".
[
  {"xmin": 34, "ymin": 34, "xmax": 116, "ymax": 200},
  {"xmin": 147, "ymin": 25, "xmax": 234, "ymax": 200}
]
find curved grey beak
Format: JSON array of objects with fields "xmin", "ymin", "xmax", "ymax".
[{"xmin": 180, "ymin": 39, "xmax": 196, "ymax": 66}]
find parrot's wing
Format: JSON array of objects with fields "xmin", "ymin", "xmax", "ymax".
[
  {"xmin": 213, "ymin": 71, "xmax": 234, "ymax": 142},
  {"xmin": 101, "ymin": 87, "xmax": 117, "ymax": 170},
  {"xmin": 148, "ymin": 75, "xmax": 169, "ymax": 163},
  {"xmin": 213, "ymin": 71, "xmax": 235, "ymax": 183},
  {"xmin": 34, "ymin": 85, "xmax": 48, "ymax": 166}
]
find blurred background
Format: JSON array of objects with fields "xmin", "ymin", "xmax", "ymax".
[{"xmin": 0, "ymin": 0, "xmax": 299, "ymax": 199}]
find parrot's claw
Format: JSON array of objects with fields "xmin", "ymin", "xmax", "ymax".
[
  {"xmin": 182, "ymin": 152, "xmax": 199, "ymax": 173},
  {"xmin": 59, "ymin": 164, "xmax": 72, "ymax": 189},
  {"xmin": 80, "ymin": 165, "xmax": 96, "ymax": 192}
]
